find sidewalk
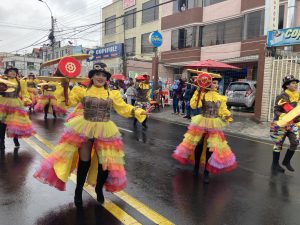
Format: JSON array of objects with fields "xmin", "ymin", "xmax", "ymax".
[{"xmin": 149, "ymin": 106, "xmax": 271, "ymax": 142}]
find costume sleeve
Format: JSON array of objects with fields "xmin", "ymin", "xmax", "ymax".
[
  {"xmin": 190, "ymin": 90, "xmax": 203, "ymax": 109},
  {"xmin": 111, "ymin": 90, "xmax": 146, "ymax": 123},
  {"xmin": 69, "ymin": 86, "xmax": 85, "ymax": 106},
  {"xmin": 147, "ymin": 89, "xmax": 151, "ymax": 101},
  {"xmin": 20, "ymin": 80, "xmax": 32, "ymax": 105},
  {"xmin": 218, "ymin": 96, "xmax": 233, "ymax": 123}
]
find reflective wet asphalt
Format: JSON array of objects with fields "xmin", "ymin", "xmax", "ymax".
[{"xmin": 1, "ymin": 111, "xmax": 300, "ymax": 225}]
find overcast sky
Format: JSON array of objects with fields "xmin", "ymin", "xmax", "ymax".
[{"xmin": 0, "ymin": 0, "xmax": 112, "ymax": 53}]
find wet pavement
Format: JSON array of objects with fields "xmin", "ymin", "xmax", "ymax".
[{"xmin": 0, "ymin": 111, "xmax": 300, "ymax": 225}]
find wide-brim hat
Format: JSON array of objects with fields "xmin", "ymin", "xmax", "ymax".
[
  {"xmin": 282, "ymin": 75, "xmax": 299, "ymax": 88},
  {"xmin": 4, "ymin": 67, "xmax": 19, "ymax": 75},
  {"xmin": 0, "ymin": 78, "xmax": 17, "ymax": 93},
  {"xmin": 88, "ymin": 68, "xmax": 111, "ymax": 80}
]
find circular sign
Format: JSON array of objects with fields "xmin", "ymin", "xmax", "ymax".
[
  {"xmin": 58, "ymin": 56, "xmax": 81, "ymax": 78},
  {"xmin": 149, "ymin": 31, "xmax": 163, "ymax": 47},
  {"xmin": 195, "ymin": 73, "xmax": 212, "ymax": 88}
]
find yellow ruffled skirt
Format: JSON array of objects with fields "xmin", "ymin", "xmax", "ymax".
[
  {"xmin": 172, "ymin": 115, "xmax": 237, "ymax": 174},
  {"xmin": 34, "ymin": 115, "xmax": 126, "ymax": 192},
  {"xmin": 0, "ymin": 97, "xmax": 35, "ymax": 138}
]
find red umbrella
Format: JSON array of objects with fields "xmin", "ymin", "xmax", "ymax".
[
  {"xmin": 184, "ymin": 59, "xmax": 240, "ymax": 70},
  {"xmin": 111, "ymin": 74, "xmax": 125, "ymax": 81}
]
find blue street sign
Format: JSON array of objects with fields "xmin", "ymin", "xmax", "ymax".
[
  {"xmin": 149, "ymin": 31, "xmax": 163, "ymax": 48},
  {"xmin": 267, "ymin": 27, "xmax": 300, "ymax": 47},
  {"xmin": 87, "ymin": 44, "xmax": 124, "ymax": 61}
]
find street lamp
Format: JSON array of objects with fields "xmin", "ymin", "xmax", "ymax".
[{"xmin": 38, "ymin": 0, "xmax": 55, "ymax": 59}]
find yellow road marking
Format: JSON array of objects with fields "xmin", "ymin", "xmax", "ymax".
[
  {"xmin": 28, "ymin": 135, "xmax": 175, "ymax": 225},
  {"xmin": 34, "ymin": 134, "xmax": 55, "ymax": 150},
  {"xmin": 24, "ymin": 138, "xmax": 141, "ymax": 225},
  {"xmin": 115, "ymin": 191, "xmax": 174, "ymax": 225}
]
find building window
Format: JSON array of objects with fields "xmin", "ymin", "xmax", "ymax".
[
  {"xmin": 171, "ymin": 26, "xmax": 197, "ymax": 50},
  {"xmin": 27, "ymin": 62, "xmax": 34, "ymax": 70},
  {"xmin": 105, "ymin": 15, "xmax": 116, "ymax": 35},
  {"xmin": 278, "ymin": 5, "xmax": 284, "ymax": 29},
  {"xmin": 244, "ymin": 10, "xmax": 264, "ymax": 40},
  {"xmin": 124, "ymin": 9, "xmax": 136, "ymax": 29},
  {"xmin": 142, "ymin": 0, "xmax": 159, "ymax": 24},
  {"xmin": 104, "ymin": 42, "xmax": 116, "ymax": 47},
  {"xmin": 202, "ymin": 18, "xmax": 243, "ymax": 46},
  {"xmin": 243, "ymin": 6, "xmax": 284, "ymax": 40},
  {"xmin": 141, "ymin": 32, "xmax": 155, "ymax": 53},
  {"xmin": 203, "ymin": 0, "xmax": 226, "ymax": 7},
  {"xmin": 173, "ymin": 0, "xmax": 202, "ymax": 12},
  {"xmin": 125, "ymin": 38, "xmax": 136, "ymax": 56}
]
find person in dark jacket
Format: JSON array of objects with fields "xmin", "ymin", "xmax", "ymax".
[{"xmin": 183, "ymin": 84, "xmax": 192, "ymax": 119}]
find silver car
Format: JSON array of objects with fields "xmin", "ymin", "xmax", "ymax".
[{"xmin": 225, "ymin": 81, "xmax": 256, "ymax": 108}]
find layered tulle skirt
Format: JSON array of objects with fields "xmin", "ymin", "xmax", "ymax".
[
  {"xmin": 172, "ymin": 115, "xmax": 237, "ymax": 174},
  {"xmin": 34, "ymin": 115, "xmax": 127, "ymax": 192},
  {"xmin": 0, "ymin": 97, "xmax": 35, "ymax": 138},
  {"xmin": 34, "ymin": 95, "xmax": 67, "ymax": 116}
]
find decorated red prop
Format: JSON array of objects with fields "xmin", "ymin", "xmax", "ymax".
[
  {"xmin": 56, "ymin": 56, "xmax": 81, "ymax": 78},
  {"xmin": 194, "ymin": 72, "xmax": 212, "ymax": 88},
  {"xmin": 0, "ymin": 83, "xmax": 8, "ymax": 92}
]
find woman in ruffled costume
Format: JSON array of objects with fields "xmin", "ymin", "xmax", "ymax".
[
  {"xmin": 34, "ymin": 81, "xmax": 68, "ymax": 119},
  {"xmin": 0, "ymin": 67, "xmax": 36, "ymax": 150},
  {"xmin": 133, "ymin": 75, "xmax": 151, "ymax": 128},
  {"xmin": 34, "ymin": 68, "xmax": 148, "ymax": 207},
  {"xmin": 25, "ymin": 73, "xmax": 39, "ymax": 112},
  {"xmin": 172, "ymin": 73, "xmax": 237, "ymax": 183},
  {"xmin": 65, "ymin": 81, "xmax": 88, "ymax": 121}
]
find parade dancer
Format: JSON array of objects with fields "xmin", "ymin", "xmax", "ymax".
[
  {"xmin": 0, "ymin": 68, "xmax": 35, "ymax": 150},
  {"xmin": 34, "ymin": 68, "xmax": 148, "ymax": 207},
  {"xmin": 133, "ymin": 75, "xmax": 151, "ymax": 128},
  {"xmin": 172, "ymin": 73, "xmax": 237, "ymax": 183},
  {"xmin": 270, "ymin": 75, "xmax": 299, "ymax": 173},
  {"xmin": 34, "ymin": 81, "xmax": 68, "ymax": 119},
  {"xmin": 25, "ymin": 73, "xmax": 39, "ymax": 112}
]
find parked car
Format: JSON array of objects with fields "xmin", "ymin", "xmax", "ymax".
[{"xmin": 225, "ymin": 80, "xmax": 256, "ymax": 108}]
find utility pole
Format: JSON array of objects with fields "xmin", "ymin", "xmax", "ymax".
[
  {"xmin": 152, "ymin": 47, "xmax": 159, "ymax": 91},
  {"xmin": 38, "ymin": 0, "xmax": 55, "ymax": 59},
  {"xmin": 122, "ymin": 18, "xmax": 127, "ymax": 77},
  {"xmin": 50, "ymin": 16, "xmax": 55, "ymax": 59}
]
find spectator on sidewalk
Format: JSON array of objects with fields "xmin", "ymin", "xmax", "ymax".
[
  {"xmin": 183, "ymin": 84, "xmax": 192, "ymax": 119},
  {"xmin": 125, "ymin": 81, "xmax": 136, "ymax": 106},
  {"xmin": 172, "ymin": 79, "xmax": 184, "ymax": 115}
]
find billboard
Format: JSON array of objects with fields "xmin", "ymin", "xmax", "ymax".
[
  {"xmin": 123, "ymin": 0, "xmax": 136, "ymax": 9},
  {"xmin": 267, "ymin": 27, "xmax": 300, "ymax": 47},
  {"xmin": 87, "ymin": 44, "xmax": 124, "ymax": 62}
]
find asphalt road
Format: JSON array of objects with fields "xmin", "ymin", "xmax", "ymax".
[{"xmin": 0, "ymin": 112, "xmax": 300, "ymax": 225}]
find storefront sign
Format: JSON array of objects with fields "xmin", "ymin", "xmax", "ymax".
[
  {"xmin": 149, "ymin": 31, "xmax": 163, "ymax": 48},
  {"xmin": 267, "ymin": 27, "xmax": 300, "ymax": 47},
  {"xmin": 123, "ymin": 0, "xmax": 136, "ymax": 9},
  {"xmin": 264, "ymin": 0, "xmax": 279, "ymax": 34},
  {"xmin": 87, "ymin": 44, "xmax": 124, "ymax": 61}
]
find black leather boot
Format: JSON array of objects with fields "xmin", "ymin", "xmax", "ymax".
[
  {"xmin": 203, "ymin": 170, "xmax": 210, "ymax": 184},
  {"xmin": 193, "ymin": 142, "xmax": 203, "ymax": 177},
  {"xmin": 52, "ymin": 107, "xmax": 57, "ymax": 118},
  {"xmin": 13, "ymin": 137, "xmax": 20, "ymax": 148},
  {"xmin": 203, "ymin": 151, "xmax": 212, "ymax": 184},
  {"xmin": 0, "ymin": 123, "xmax": 7, "ymax": 150},
  {"xmin": 74, "ymin": 160, "xmax": 91, "ymax": 207},
  {"xmin": 44, "ymin": 104, "xmax": 49, "ymax": 120},
  {"xmin": 272, "ymin": 151, "xmax": 285, "ymax": 173},
  {"xmin": 282, "ymin": 149, "xmax": 295, "ymax": 172},
  {"xmin": 95, "ymin": 164, "xmax": 108, "ymax": 204}
]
